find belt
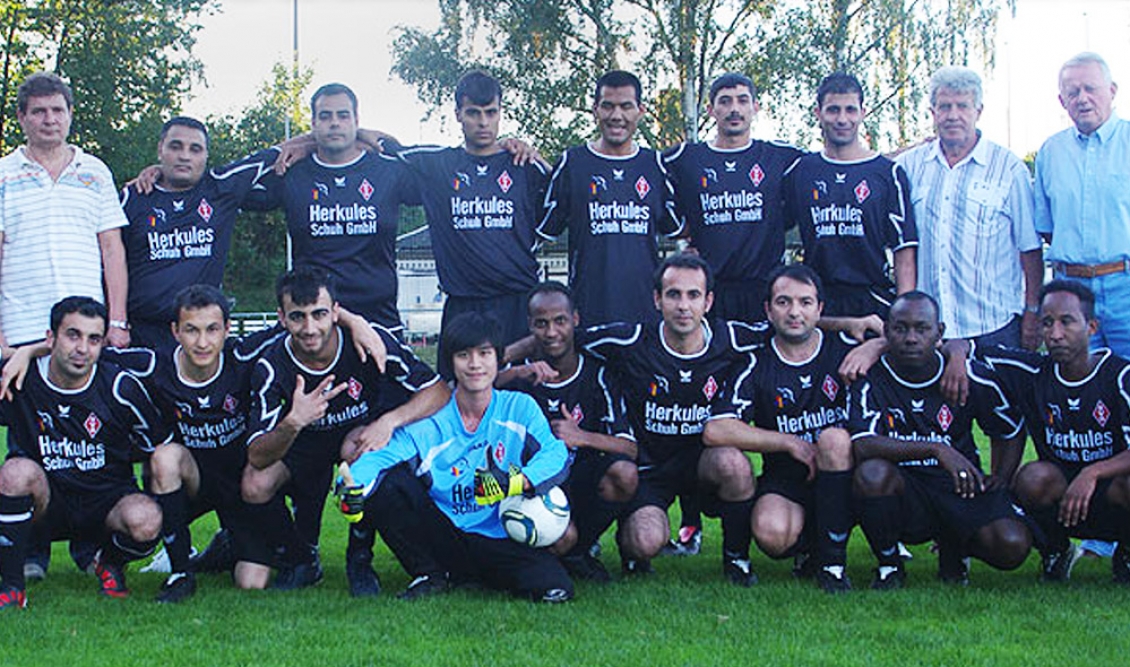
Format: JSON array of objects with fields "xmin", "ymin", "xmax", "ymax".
[{"xmin": 1055, "ymin": 259, "xmax": 1130, "ymax": 279}]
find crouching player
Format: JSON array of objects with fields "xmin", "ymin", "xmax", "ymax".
[
  {"xmin": 849, "ymin": 292, "xmax": 1032, "ymax": 588},
  {"xmin": 703, "ymin": 265, "xmax": 857, "ymax": 593},
  {"xmin": 0, "ymin": 297, "xmax": 173, "ymax": 608},
  {"xmin": 341, "ymin": 312, "xmax": 575, "ymax": 602},
  {"xmin": 499, "ymin": 282, "xmax": 638, "ymax": 581}
]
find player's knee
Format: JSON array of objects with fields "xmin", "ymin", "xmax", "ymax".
[
  {"xmin": 1105, "ymin": 475, "xmax": 1130, "ymax": 510},
  {"xmin": 124, "ymin": 496, "xmax": 164, "ymax": 542},
  {"xmin": 601, "ymin": 461, "xmax": 638, "ymax": 503},
  {"xmin": 752, "ymin": 513, "xmax": 798, "ymax": 559},
  {"xmin": 240, "ymin": 468, "xmax": 276, "ymax": 505},
  {"xmin": 853, "ymin": 459, "xmax": 899, "ymax": 497},
  {"xmin": 149, "ymin": 443, "xmax": 188, "ymax": 489},
  {"xmin": 815, "ymin": 428, "xmax": 852, "ymax": 471},
  {"xmin": 0, "ymin": 457, "xmax": 42, "ymax": 495},
  {"xmin": 619, "ymin": 508, "xmax": 666, "ymax": 559},
  {"xmin": 233, "ymin": 562, "xmax": 271, "ymax": 590},
  {"xmin": 701, "ymin": 447, "xmax": 753, "ymax": 495},
  {"xmin": 549, "ymin": 522, "xmax": 579, "ymax": 556},
  {"xmin": 981, "ymin": 520, "xmax": 1032, "ymax": 570},
  {"xmin": 1013, "ymin": 462, "xmax": 1065, "ymax": 508}
]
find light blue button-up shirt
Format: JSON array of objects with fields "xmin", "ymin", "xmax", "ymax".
[{"xmin": 1034, "ymin": 113, "xmax": 1130, "ymax": 264}]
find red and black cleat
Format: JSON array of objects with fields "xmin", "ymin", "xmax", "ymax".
[{"xmin": 0, "ymin": 586, "xmax": 27, "ymax": 610}]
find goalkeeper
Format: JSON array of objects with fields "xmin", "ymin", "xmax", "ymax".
[{"xmin": 340, "ymin": 312, "xmax": 575, "ymax": 602}]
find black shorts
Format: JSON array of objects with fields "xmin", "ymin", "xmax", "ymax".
[
  {"xmin": 439, "ymin": 291, "xmax": 530, "ymax": 378},
  {"xmin": 281, "ymin": 432, "xmax": 343, "ymax": 545},
  {"xmin": 44, "ymin": 480, "xmax": 139, "ymax": 542},
  {"xmin": 712, "ymin": 280, "xmax": 768, "ymax": 326},
  {"xmin": 628, "ymin": 448, "xmax": 721, "ymax": 517},
  {"xmin": 565, "ymin": 450, "xmax": 632, "ymax": 525},
  {"xmin": 189, "ymin": 449, "xmax": 273, "ymax": 566},
  {"xmin": 896, "ymin": 467, "xmax": 1025, "ymax": 545},
  {"xmin": 754, "ymin": 473, "xmax": 812, "ymax": 508},
  {"xmin": 1059, "ymin": 469, "xmax": 1124, "ymax": 541}
]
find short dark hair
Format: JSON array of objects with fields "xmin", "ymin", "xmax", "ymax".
[
  {"xmin": 1041, "ymin": 279, "xmax": 1097, "ymax": 321},
  {"xmin": 889, "ymin": 290, "xmax": 940, "ymax": 322},
  {"xmin": 17, "ymin": 72, "xmax": 73, "ymax": 113},
  {"xmin": 527, "ymin": 281, "xmax": 575, "ymax": 313},
  {"xmin": 310, "ymin": 83, "xmax": 358, "ymax": 117},
  {"xmin": 173, "ymin": 284, "xmax": 232, "ymax": 324},
  {"xmin": 709, "ymin": 73, "xmax": 756, "ymax": 104},
  {"xmin": 654, "ymin": 253, "xmax": 714, "ymax": 294},
  {"xmin": 50, "ymin": 296, "xmax": 106, "ymax": 334},
  {"xmin": 594, "ymin": 70, "xmax": 642, "ymax": 105},
  {"xmin": 440, "ymin": 312, "xmax": 505, "ymax": 376},
  {"xmin": 160, "ymin": 116, "xmax": 209, "ymax": 149},
  {"xmin": 276, "ymin": 266, "xmax": 337, "ymax": 309},
  {"xmin": 816, "ymin": 72, "xmax": 865, "ymax": 108},
  {"xmin": 765, "ymin": 264, "xmax": 825, "ymax": 304},
  {"xmin": 455, "ymin": 70, "xmax": 502, "ymax": 109}
]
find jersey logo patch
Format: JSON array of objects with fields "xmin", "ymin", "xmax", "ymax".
[
  {"xmin": 679, "ymin": 370, "xmax": 693, "ymax": 383},
  {"xmin": 358, "ymin": 178, "xmax": 374, "ymax": 201},
  {"xmin": 36, "ymin": 411, "xmax": 54, "ymax": 432},
  {"xmin": 854, "ymin": 180, "xmax": 871, "ymax": 204},
  {"xmin": 1068, "ymin": 397, "xmax": 1081, "ymax": 411},
  {"xmin": 835, "ymin": 173, "xmax": 846, "ymax": 184},
  {"xmin": 812, "ymin": 181, "xmax": 827, "ymax": 201},
  {"xmin": 476, "ymin": 164, "xmax": 490, "ymax": 176},
  {"xmin": 84, "ymin": 413, "xmax": 102, "ymax": 438},
  {"xmin": 911, "ymin": 399, "xmax": 925, "ymax": 413},
  {"xmin": 223, "ymin": 394, "xmax": 238, "ymax": 414},
  {"xmin": 649, "ymin": 375, "xmax": 669, "ymax": 396},
  {"xmin": 776, "ymin": 387, "xmax": 795, "ymax": 407},
  {"xmin": 724, "ymin": 161, "xmax": 737, "ymax": 173},
  {"xmin": 703, "ymin": 375, "xmax": 718, "ymax": 401},
  {"xmin": 312, "ymin": 182, "xmax": 329, "ymax": 201},
  {"xmin": 334, "ymin": 176, "xmax": 346, "ymax": 188},
  {"xmin": 936, "ymin": 404, "xmax": 953, "ymax": 432},
  {"xmin": 76, "ymin": 172, "xmax": 97, "ymax": 187},
  {"xmin": 799, "ymin": 375, "xmax": 812, "ymax": 389},
  {"xmin": 58, "ymin": 405, "xmax": 71, "ymax": 419},
  {"xmin": 347, "ymin": 377, "xmax": 363, "ymax": 400},
  {"xmin": 590, "ymin": 175, "xmax": 607, "ymax": 195},
  {"xmin": 197, "ymin": 198, "xmax": 213, "ymax": 222},
  {"xmin": 148, "ymin": 208, "xmax": 166, "ymax": 227},
  {"xmin": 613, "ymin": 169, "xmax": 625, "ymax": 181},
  {"xmin": 453, "ymin": 172, "xmax": 470, "ymax": 191},
  {"xmin": 497, "ymin": 170, "xmax": 513, "ymax": 193},
  {"xmin": 749, "ymin": 163, "xmax": 764, "ymax": 187},
  {"xmin": 1094, "ymin": 400, "xmax": 1111, "ymax": 427},
  {"xmin": 887, "ymin": 408, "xmax": 905, "ymax": 428},
  {"xmin": 571, "ymin": 404, "xmax": 584, "ymax": 423},
  {"xmin": 634, "ymin": 175, "xmax": 651, "ymax": 199},
  {"xmin": 494, "ymin": 442, "xmax": 506, "ymax": 463},
  {"xmin": 701, "ymin": 168, "xmax": 718, "ymax": 187},
  {"xmin": 1047, "ymin": 403, "xmax": 1062, "ymax": 425},
  {"xmin": 822, "ymin": 375, "xmax": 839, "ymax": 402}
]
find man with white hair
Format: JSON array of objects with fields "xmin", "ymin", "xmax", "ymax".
[{"xmin": 895, "ymin": 66, "xmax": 1043, "ymax": 352}]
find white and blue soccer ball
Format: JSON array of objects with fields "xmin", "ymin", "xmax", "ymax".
[{"xmin": 499, "ymin": 486, "xmax": 571, "ymax": 548}]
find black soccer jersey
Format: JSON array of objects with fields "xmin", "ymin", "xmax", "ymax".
[
  {"xmin": 848, "ymin": 352, "xmax": 1022, "ymax": 469},
  {"xmin": 509, "ymin": 353, "xmax": 633, "ymax": 443},
  {"xmin": 581, "ymin": 320, "xmax": 765, "ymax": 465},
  {"xmin": 119, "ymin": 149, "xmax": 279, "ymax": 326},
  {"xmin": 396, "ymin": 146, "xmax": 545, "ymax": 299},
  {"xmin": 0, "ymin": 357, "xmax": 172, "ymax": 494},
  {"xmin": 977, "ymin": 345, "xmax": 1130, "ymax": 476},
  {"xmin": 538, "ymin": 145, "xmax": 681, "ymax": 326},
  {"xmin": 247, "ymin": 151, "xmax": 420, "ymax": 329},
  {"xmin": 783, "ymin": 152, "xmax": 917, "ymax": 302},
  {"xmin": 664, "ymin": 140, "xmax": 804, "ymax": 285},
  {"xmin": 715, "ymin": 330, "xmax": 853, "ymax": 479},
  {"xmin": 248, "ymin": 325, "xmax": 440, "ymax": 450}
]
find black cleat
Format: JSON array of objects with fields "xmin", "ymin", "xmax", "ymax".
[
  {"xmin": 1040, "ymin": 542, "xmax": 1082, "ymax": 583},
  {"xmin": 791, "ymin": 552, "xmax": 817, "ymax": 580},
  {"xmin": 1112, "ymin": 544, "xmax": 1130, "ymax": 584},
  {"xmin": 397, "ymin": 573, "xmax": 449, "ymax": 601},
  {"xmin": 156, "ymin": 572, "xmax": 196, "ymax": 604},
  {"xmin": 620, "ymin": 558, "xmax": 655, "ymax": 577},
  {"xmin": 345, "ymin": 552, "xmax": 381, "ymax": 598},
  {"xmin": 537, "ymin": 587, "xmax": 573, "ymax": 603},
  {"xmin": 561, "ymin": 553, "xmax": 611, "ymax": 583},
  {"xmin": 815, "ymin": 566, "xmax": 852, "ymax": 594},
  {"xmin": 723, "ymin": 556, "xmax": 758, "ymax": 587},
  {"xmin": 190, "ymin": 529, "xmax": 236, "ymax": 574},
  {"xmin": 659, "ymin": 526, "xmax": 702, "ymax": 557},
  {"xmin": 937, "ymin": 545, "xmax": 970, "ymax": 586},
  {"xmin": 870, "ymin": 564, "xmax": 906, "ymax": 590},
  {"xmin": 273, "ymin": 555, "xmax": 323, "ymax": 591}
]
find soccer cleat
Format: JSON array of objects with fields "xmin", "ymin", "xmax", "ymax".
[
  {"xmin": 723, "ymin": 556, "xmax": 758, "ymax": 587},
  {"xmin": 272, "ymin": 555, "xmax": 324, "ymax": 591},
  {"xmin": 397, "ymin": 573, "xmax": 449, "ymax": 601},
  {"xmin": 620, "ymin": 558, "xmax": 655, "ymax": 577},
  {"xmin": 791, "ymin": 552, "xmax": 817, "ymax": 580},
  {"xmin": 156, "ymin": 572, "xmax": 197, "ymax": 604},
  {"xmin": 659, "ymin": 525, "xmax": 702, "ymax": 557},
  {"xmin": 190, "ymin": 529, "xmax": 236, "ymax": 574},
  {"xmin": 93, "ymin": 552, "xmax": 130, "ymax": 598},
  {"xmin": 1112, "ymin": 544, "xmax": 1130, "ymax": 584},
  {"xmin": 22, "ymin": 562, "xmax": 45, "ymax": 582},
  {"xmin": 560, "ymin": 553, "xmax": 611, "ymax": 584},
  {"xmin": 815, "ymin": 565, "xmax": 852, "ymax": 594},
  {"xmin": 870, "ymin": 564, "xmax": 906, "ymax": 590},
  {"xmin": 538, "ymin": 587, "xmax": 573, "ymax": 603},
  {"xmin": 1040, "ymin": 542, "xmax": 1082, "ymax": 583},
  {"xmin": 345, "ymin": 551, "xmax": 381, "ymax": 598},
  {"xmin": 335, "ymin": 481, "xmax": 366, "ymax": 524},
  {"xmin": 0, "ymin": 586, "xmax": 27, "ymax": 610},
  {"xmin": 936, "ymin": 545, "xmax": 970, "ymax": 586}
]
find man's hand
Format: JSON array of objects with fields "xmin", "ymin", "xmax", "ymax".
[
  {"xmin": 935, "ymin": 446, "xmax": 984, "ymax": 499},
  {"xmin": 286, "ymin": 375, "xmax": 347, "ymax": 430},
  {"xmin": 0, "ymin": 343, "xmax": 44, "ymax": 400},
  {"xmin": 335, "ymin": 462, "xmax": 365, "ymax": 523},
  {"xmin": 1059, "ymin": 468, "xmax": 1098, "ymax": 528},
  {"xmin": 346, "ymin": 419, "xmax": 395, "ymax": 461},
  {"xmin": 337, "ymin": 309, "xmax": 386, "ymax": 373},
  {"xmin": 786, "ymin": 436, "xmax": 818, "ymax": 482},
  {"xmin": 1021, "ymin": 310, "xmax": 1041, "ymax": 351},
  {"xmin": 838, "ymin": 337, "xmax": 885, "ymax": 383},
  {"xmin": 939, "ymin": 339, "xmax": 971, "ymax": 406},
  {"xmin": 843, "ymin": 314, "xmax": 883, "ymax": 343},
  {"xmin": 128, "ymin": 164, "xmax": 162, "ymax": 194},
  {"xmin": 473, "ymin": 458, "xmax": 525, "ymax": 506},
  {"xmin": 499, "ymin": 137, "xmax": 548, "ymax": 168},
  {"xmin": 106, "ymin": 326, "xmax": 131, "ymax": 349},
  {"xmin": 512, "ymin": 361, "xmax": 559, "ymax": 386},
  {"xmin": 550, "ymin": 404, "xmax": 586, "ymax": 450},
  {"xmin": 272, "ymin": 134, "xmax": 317, "ymax": 176}
]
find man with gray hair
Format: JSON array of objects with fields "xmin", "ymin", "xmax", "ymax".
[{"xmin": 895, "ymin": 66, "xmax": 1043, "ymax": 351}]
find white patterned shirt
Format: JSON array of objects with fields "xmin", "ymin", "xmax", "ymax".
[
  {"xmin": 896, "ymin": 135, "xmax": 1040, "ymax": 339},
  {"xmin": 0, "ymin": 146, "xmax": 127, "ymax": 344}
]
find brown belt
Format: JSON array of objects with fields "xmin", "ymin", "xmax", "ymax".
[{"xmin": 1055, "ymin": 260, "xmax": 1130, "ymax": 278}]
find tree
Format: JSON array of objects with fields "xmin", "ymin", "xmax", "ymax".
[{"xmin": 391, "ymin": 0, "xmax": 1008, "ymax": 155}]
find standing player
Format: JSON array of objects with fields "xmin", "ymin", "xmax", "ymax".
[
  {"xmin": 783, "ymin": 73, "xmax": 917, "ymax": 317},
  {"xmin": 241, "ymin": 267, "xmax": 447, "ymax": 593},
  {"xmin": 849, "ymin": 292, "xmax": 1032, "ymax": 588},
  {"xmin": 703, "ymin": 264, "xmax": 858, "ymax": 592},
  {"xmin": 120, "ymin": 117, "xmax": 279, "ymax": 349},
  {"xmin": 498, "ymin": 282, "xmax": 638, "ymax": 580},
  {"xmin": 341, "ymin": 312, "xmax": 575, "ymax": 602},
  {"xmin": 0, "ymin": 297, "xmax": 173, "ymax": 609},
  {"xmin": 538, "ymin": 70, "xmax": 681, "ymax": 327},
  {"xmin": 949, "ymin": 281, "xmax": 1130, "ymax": 583},
  {"xmin": 248, "ymin": 83, "xmax": 419, "ymax": 332},
  {"xmin": 664, "ymin": 72, "xmax": 805, "ymax": 323}
]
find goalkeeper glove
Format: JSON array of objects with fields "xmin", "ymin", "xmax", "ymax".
[
  {"xmin": 335, "ymin": 462, "xmax": 365, "ymax": 523},
  {"xmin": 474, "ymin": 458, "xmax": 525, "ymax": 506}
]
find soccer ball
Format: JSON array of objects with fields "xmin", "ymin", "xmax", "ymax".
[{"xmin": 499, "ymin": 486, "xmax": 571, "ymax": 548}]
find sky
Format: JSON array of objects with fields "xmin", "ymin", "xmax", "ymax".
[{"xmin": 183, "ymin": 0, "xmax": 1130, "ymax": 156}]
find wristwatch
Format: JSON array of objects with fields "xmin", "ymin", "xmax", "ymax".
[{"xmin": 109, "ymin": 319, "xmax": 131, "ymax": 330}]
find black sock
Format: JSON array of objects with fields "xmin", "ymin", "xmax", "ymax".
[
  {"xmin": 155, "ymin": 489, "xmax": 190, "ymax": 574},
  {"xmin": 346, "ymin": 510, "xmax": 376, "ymax": 560},
  {"xmin": 103, "ymin": 532, "xmax": 160, "ymax": 565},
  {"xmin": 859, "ymin": 494, "xmax": 902, "ymax": 567},
  {"xmin": 814, "ymin": 470, "xmax": 853, "ymax": 568},
  {"xmin": 0, "ymin": 494, "xmax": 33, "ymax": 590},
  {"xmin": 1030, "ymin": 504, "xmax": 1066, "ymax": 553},
  {"xmin": 719, "ymin": 497, "xmax": 754, "ymax": 560},
  {"xmin": 246, "ymin": 498, "xmax": 310, "ymax": 567},
  {"xmin": 569, "ymin": 495, "xmax": 622, "ymax": 557}
]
